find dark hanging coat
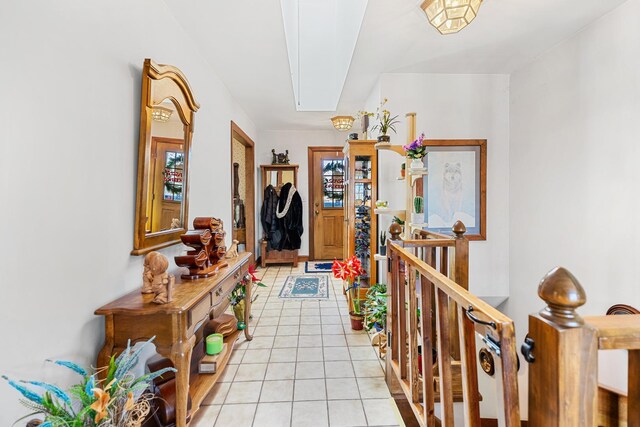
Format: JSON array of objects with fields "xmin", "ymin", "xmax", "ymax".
[
  {"xmin": 276, "ymin": 183, "xmax": 303, "ymax": 250},
  {"xmin": 261, "ymin": 185, "xmax": 281, "ymax": 250}
]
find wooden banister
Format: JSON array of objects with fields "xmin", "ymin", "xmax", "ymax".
[{"xmin": 386, "ymin": 222, "xmax": 520, "ymax": 426}]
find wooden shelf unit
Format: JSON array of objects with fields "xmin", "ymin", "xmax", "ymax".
[{"xmin": 343, "ymin": 139, "xmax": 378, "ymax": 286}]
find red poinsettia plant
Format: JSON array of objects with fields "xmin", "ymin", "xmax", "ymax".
[{"xmin": 333, "ymin": 256, "xmax": 364, "ymax": 315}]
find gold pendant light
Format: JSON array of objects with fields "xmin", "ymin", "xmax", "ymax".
[
  {"xmin": 151, "ymin": 106, "xmax": 173, "ymax": 122},
  {"xmin": 420, "ymin": 0, "xmax": 483, "ymax": 35},
  {"xmin": 331, "ymin": 115, "xmax": 355, "ymax": 131}
]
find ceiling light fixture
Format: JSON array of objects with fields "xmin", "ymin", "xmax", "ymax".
[
  {"xmin": 331, "ymin": 116, "xmax": 355, "ymax": 131},
  {"xmin": 151, "ymin": 106, "xmax": 173, "ymax": 122},
  {"xmin": 420, "ymin": 0, "xmax": 483, "ymax": 35}
]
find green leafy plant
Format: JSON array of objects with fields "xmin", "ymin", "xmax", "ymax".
[
  {"xmin": 414, "ymin": 196, "xmax": 424, "ymax": 214},
  {"xmin": 365, "ymin": 283, "xmax": 388, "ymax": 331},
  {"xmin": 2, "ymin": 338, "xmax": 175, "ymax": 427},
  {"xmin": 379, "ymin": 231, "xmax": 387, "ymax": 247},
  {"xmin": 392, "ymin": 216, "xmax": 405, "ymax": 226}
]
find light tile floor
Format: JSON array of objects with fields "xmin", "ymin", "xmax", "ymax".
[{"xmin": 191, "ymin": 265, "xmax": 401, "ymax": 427}]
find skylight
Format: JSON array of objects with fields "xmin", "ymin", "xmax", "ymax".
[{"xmin": 281, "ymin": 0, "xmax": 368, "ymax": 112}]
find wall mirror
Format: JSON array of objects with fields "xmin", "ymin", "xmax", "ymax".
[{"xmin": 132, "ymin": 59, "xmax": 200, "ymax": 255}]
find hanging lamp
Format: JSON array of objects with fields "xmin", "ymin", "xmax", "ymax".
[
  {"xmin": 331, "ymin": 116, "xmax": 355, "ymax": 131},
  {"xmin": 420, "ymin": 0, "xmax": 483, "ymax": 35}
]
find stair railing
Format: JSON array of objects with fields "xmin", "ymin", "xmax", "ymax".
[{"xmin": 386, "ymin": 223, "xmax": 521, "ymax": 426}]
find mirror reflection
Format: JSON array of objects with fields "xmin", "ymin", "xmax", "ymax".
[
  {"xmin": 267, "ymin": 170, "xmax": 294, "ymax": 191},
  {"xmin": 146, "ymin": 99, "xmax": 185, "ymax": 234}
]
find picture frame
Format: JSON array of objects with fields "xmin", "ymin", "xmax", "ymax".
[{"xmin": 421, "ymin": 139, "xmax": 486, "ymax": 240}]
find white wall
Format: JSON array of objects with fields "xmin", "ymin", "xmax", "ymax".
[
  {"xmin": 507, "ymin": 0, "xmax": 640, "ymax": 417},
  {"xmin": 0, "ymin": 1, "xmax": 255, "ymax": 423},
  {"xmin": 256, "ymin": 130, "xmax": 347, "ymax": 257},
  {"xmin": 371, "ymin": 73, "xmax": 511, "ymax": 300}
]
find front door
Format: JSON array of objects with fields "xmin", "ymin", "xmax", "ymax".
[{"xmin": 311, "ymin": 148, "xmax": 345, "ymax": 260}]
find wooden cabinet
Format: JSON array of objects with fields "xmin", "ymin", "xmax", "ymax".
[
  {"xmin": 95, "ymin": 253, "xmax": 252, "ymax": 427},
  {"xmin": 259, "ymin": 164, "xmax": 299, "ymax": 268},
  {"xmin": 343, "ymin": 140, "xmax": 378, "ymax": 286}
]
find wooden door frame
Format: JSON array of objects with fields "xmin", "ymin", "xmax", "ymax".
[
  {"xmin": 230, "ymin": 121, "xmax": 256, "ymax": 264},
  {"xmin": 308, "ymin": 146, "xmax": 344, "ymax": 261}
]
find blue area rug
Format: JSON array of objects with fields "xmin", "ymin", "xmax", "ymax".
[
  {"xmin": 305, "ymin": 260, "xmax": 336, "ymax": 274},
  {"xmin": 279, "ymin": 275, "xmax": 329, "ymax": 299}
]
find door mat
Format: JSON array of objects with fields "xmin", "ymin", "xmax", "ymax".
[
  {"xmin": 305, "ymin": 260, "xmax": 336, "ymax": 274},
  {"xmin": 279, "ymin": 275, "xmax": 330, "ymax": 299}
]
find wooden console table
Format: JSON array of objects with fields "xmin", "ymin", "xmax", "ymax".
[{"xmin": 95, "ymin": 252, "xmax": 252, "ymax": 426}]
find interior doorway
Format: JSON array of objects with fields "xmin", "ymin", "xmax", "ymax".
[
  {"xmin": 230, "ymin": 121, "xmax": 256, "ymax": 264},
  {"xmin": 308, "ymin": 146, "xmax": 345, "ymax": 260}
]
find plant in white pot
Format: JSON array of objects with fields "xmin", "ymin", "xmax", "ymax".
[
  {"xmin": 403, "ymin": 132, "xmax": 427, "ymax": 170},
  {"xmin": 412, "ymin": 196, "xmax": 425, "ymax": 225}
]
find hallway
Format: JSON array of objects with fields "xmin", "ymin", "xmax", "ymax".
[{"xmin": 191, "ymin": 265, "xmax": 401, "ymax": 427}]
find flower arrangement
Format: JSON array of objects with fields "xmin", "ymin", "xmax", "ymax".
[
  {"xmin": 229, "ymin": 265, "xmax": 266, "ymax": 306},
  {"xmin": 229, "ymin": 265, "xmax": 266, "ymax": 330},
  {"xmin": 361, "ymin": 99, "xmax": 400, "ymax": 142},
  {"xmin": 371, "ymin": 99, "xmax": 400, "ymax": 138},
  {"xmin": 2, "ymin": 338, "xmax": 175, "ymax": 427},
  {"xmin": 332, "ymin": 256, "xmax": 364, "ymax": 328},
  {"xmin": 403, "ymin": 133, "xmax": 427, "ymax": 159}
]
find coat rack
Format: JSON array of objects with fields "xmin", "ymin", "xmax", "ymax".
[{"xmin": 259, "ymin": 164, "xmax": 300, "ymax": 268}]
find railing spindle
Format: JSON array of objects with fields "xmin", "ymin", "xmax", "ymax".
[
  {"xmin": 408, "ymin": 267, "xmax": 420, "ymax": 402},
  {"xmin": 458, "ymin": 306, "xmax": 481, "ymax": 427},
  {"xmin": 421, "ymin": 271, "xmax": 436, "ymax": 426},
  {"xmin": 628, "ymin": 350, "xmax": 640, "ymax": 426},
  {"xmin": 390, "ymin": 252, "xmax": 399, "ymax": 363},
  {"xmin": 498, "ymin": 322, "xmax": 521, "ymax": 427},
  {"xmin": 399, "ymin": 260, "xmax": 408, "ymax": 380},
  {"xmin": 436, "ymin": 288, "xmax": 455, "ymax": 425}
]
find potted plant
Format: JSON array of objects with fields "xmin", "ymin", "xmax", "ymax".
[
  {"xmin": 412, "ymin": 196, "xmax": 424, "ymax": 225},
  {"xmin": 370, "ymin": 99, "xmax": 400, "ymax": 144},
  {"xmin": 364, "ymin": 283, "xmax": 387, "ymax": 332},
  {"xmin": 229, "ymin": 265, "xmax": 266, "ymax": 330},
  {"xmin": 400, "ymin": 162, "xmax": 406, "ymax": 178},
  {"xmin": 2, "ymin": 338, "xmax": 175, "ymax": 427},
  {"xmin": 379, "ymin": 231, "xmax": 387, "ymax": 256},
  {"xmin": 403, "ymin": 132, "xmax": 427, "ymax": 170},
  {"xmin": 332, "ymin": 256, "xmax": 365, "ymax": 330}
]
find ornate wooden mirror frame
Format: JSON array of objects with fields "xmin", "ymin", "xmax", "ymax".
[{"xmin": 132, "ymin": 59, "xmax": 200, "ymax": 255}]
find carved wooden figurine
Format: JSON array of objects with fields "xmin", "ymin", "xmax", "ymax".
[
  {"xmin": 226, "ymin": 240, "xmax": 239, "ymax": 258},
  {"xmin": 141, "ymin": 251, "xmax": 174, "ymax": 304},
  {"xmin": 175, "ymin": 217, "xmax": 228, "ymax": 280}
]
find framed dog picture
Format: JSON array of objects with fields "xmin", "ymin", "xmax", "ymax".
[{"xmin": 421, "ymin": 139, "xmax": 486, "ymax": 240}]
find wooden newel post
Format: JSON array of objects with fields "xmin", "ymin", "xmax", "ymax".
[
  {"xmin": 527, "ymin": 267, "xmax": 598, "ymax": 427},
  {"xmin": 451, "ymin": 220, "xmax": 468, "ymax": 290},
  {"xmin": 449, "ymin": 221, "xmax": 468, "ymax": 360}
]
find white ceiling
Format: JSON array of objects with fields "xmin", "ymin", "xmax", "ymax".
[{"xmin": 164, "ymin": 0, "xmax": 627, "ymax": 131}]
